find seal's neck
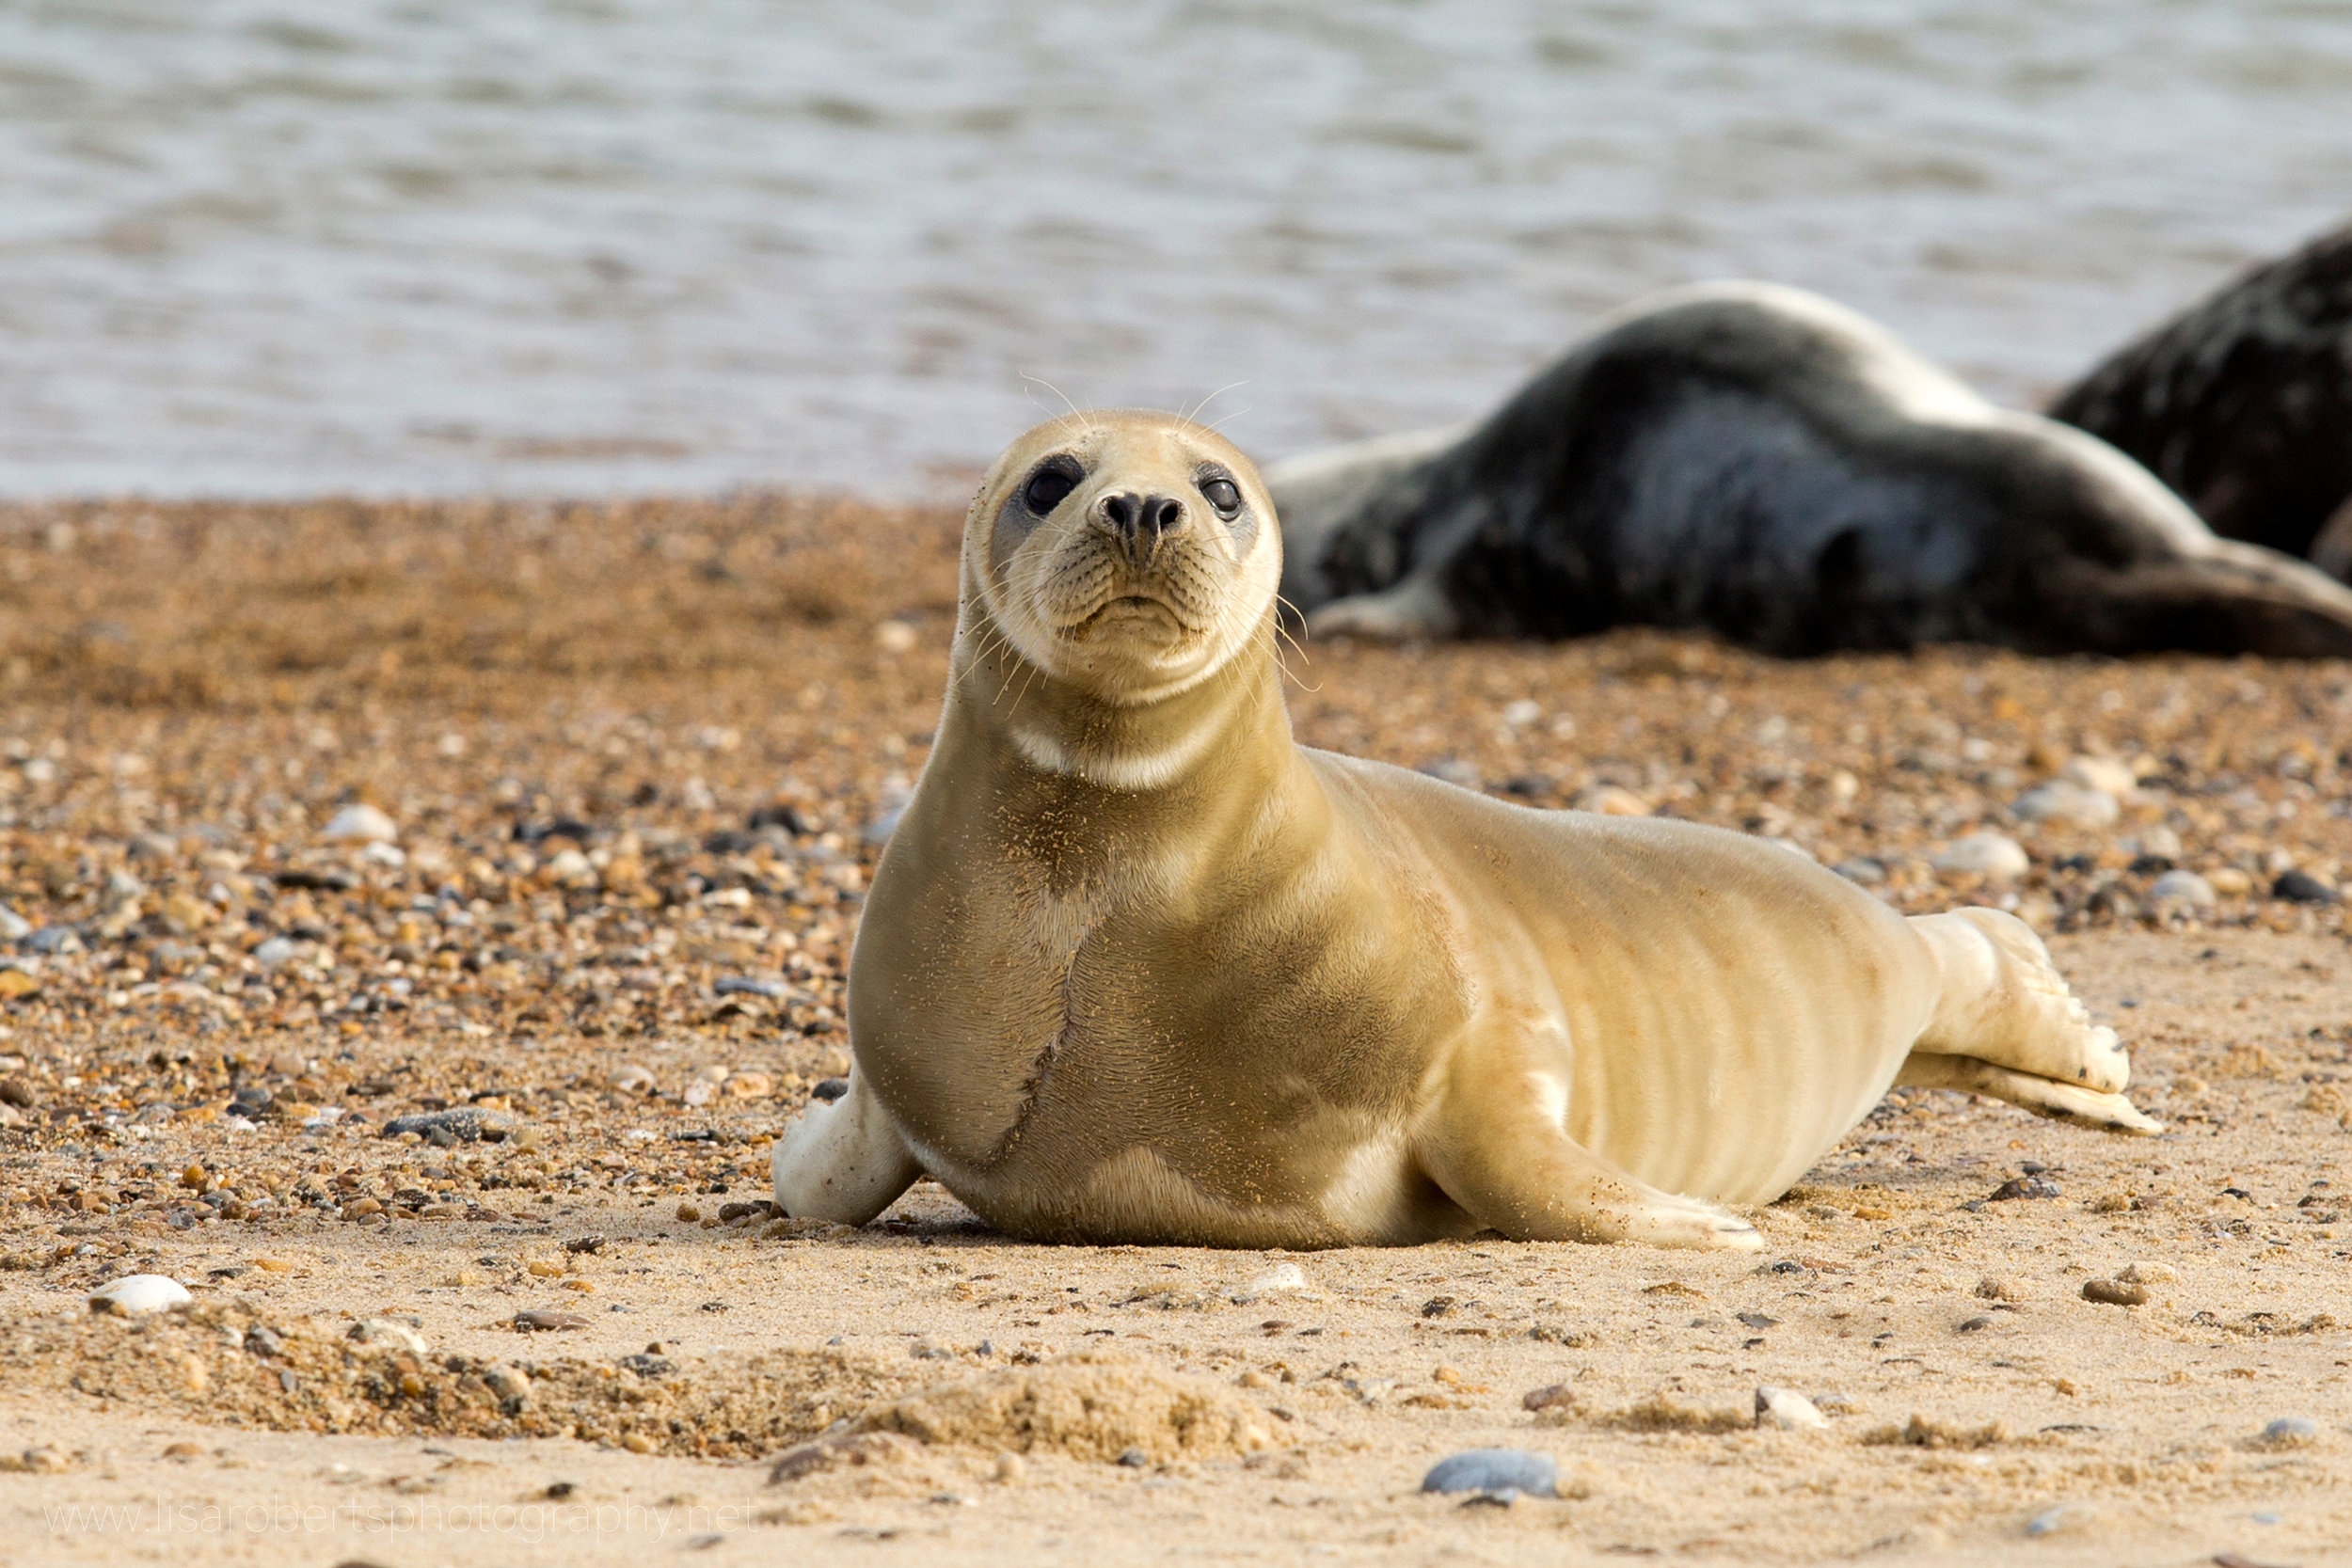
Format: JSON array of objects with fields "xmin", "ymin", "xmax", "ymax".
[{"xmin": 944, "ymin": 606, "xmax": 1294, "ymax": 798}]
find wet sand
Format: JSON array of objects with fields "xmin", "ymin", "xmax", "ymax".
[{"xmin": 0, "ymin": 496, "xmax": 2345, "ymax": 1565}]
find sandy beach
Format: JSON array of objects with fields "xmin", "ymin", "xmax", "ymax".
[{"xmin": 0, "ymin": 495, "xmax": 2345, "ymax": 1566}]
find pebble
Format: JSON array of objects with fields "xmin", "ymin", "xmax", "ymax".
[
  {"xmin": 1832, "ymin": 857, "xmax": 1886, "ymax": 884},
  {"xmin": 2117, "ymin": 1261, "xmax": 2176, "ymax": 1285},
  {"xmin": 2080, "ymin": 1279, "xmax": 2149, "ymax": 1307},
  {"xmin": 810, "ymin": 1078, "xmax": 850, "ymax": 1102},
  {"xmin": 2026, "ymin": 1502, "xmax": 2099, "ymax": 1537},
  {"xmin": 483, "ymin": 1364, "xmax": 532, "ymax": 1411},
  {"xmin": 2147, "ymin": 870, "xmax": 2217, "ymax": 909},
  {"xmin": 0, "ymin": 906, "xmax": 29, "ymax": 942},
  {"xmin": 715, "ymin": 975, "xmax": 790, "ymax": 999},
  {"xmin": 1931, "ymin": 832, "xmax": 2028, "ymax": 880},
  {"xmin": 1521, "ymin": 1384, "xmax": 1578, "ymax": 1414},
  {"xmin": 1754, "ymin": 1386, "xmax": 1828, "ymax": 1431},
  {"xmin": 1975, "ymin": 1276, "xmax": 2030, "ymax": 1302},
  {"xmin": 2012, "ymin": 781, "xmax": 2121, "ymax": 828},
  {"xmin": 1419, "ymin": 1449, "xmax": 1559, "ymax": 1500},
  {"xmin": 89, "ymin": 1274, "xmax": 192, "ymax": 1316},
  {"xmin": 1243, "ymin": 1262, "xmax": 1307, "ymax": 1296},
  {"xmin": 2060, "ymin": 756, "xmax": 2137, "ymax": 798},
  {"xmin": 320, "ymin": 803, "xmax": 399, "ymax": 844},
  {"xmin": 2273, "ymin": 868, "xmax": 2342, "ymax": 905},
  {"xmin": 1988, "ymin": 1175, "xmax": 2063, "ymax": 1201},
  {"xmin": 513, "ymin": 1310, "xmax": 588, "ymax": 1333},
  {"xmin": 380, "ymin": 1107, "xmax": 517, "ymax": 1144},
  {"xmin": 539, "ymin": 847, "xmax": 591, "ymax": 881},
  {"xmin": 1419, "ymin": 757, "xmax": 1481, "ymax": 788},
  {"xmin": 1572, "ymin": 785, "xmax": 1649, "ymax": 816},
  {"xmin": 2258, "ymin": 1417, "xmax": 2319, "ymax": 1448},
  {"xmin": 349, "ymin": 1317, "xmax": 430, "ymax": 1354}
]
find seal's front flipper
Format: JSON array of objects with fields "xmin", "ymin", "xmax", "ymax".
[
  {"xmin": 771, "ymin": 1073, "xmax": 923, "ymax": 1225},
  {"xmin": 1419, "ymin": 1067, "xmax": 1763, "ymax": 1251}
]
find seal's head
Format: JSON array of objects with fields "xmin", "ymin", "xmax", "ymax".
[{"xmin": 966, "ymin": 411, "xmax": 1280, "ymax": 705}]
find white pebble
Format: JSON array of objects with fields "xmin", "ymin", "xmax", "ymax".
[
  {"xmin": 2117, "ymin": 1260, "xmax": 2176, "ymax": 1285},
  {"xmin": 252, "ymin": 937, "xmax": 300, "ymax": 968},
  {"xmin": 2060, "ymin": 755, "xmax": 2137, "ymax": 798},
  {"xmin": 1572, "ymin": 785, "xmax": 1649, "ymax": 817},
  {"xmin": 2147, "ymin": 870, "xmax": 2217, "ymax": 909},
  {"xmin": 1245, "ymin": 1262, "xmax": 1306, "ymax": 1294},
  {"xmin": 2012, "ymin": 781, "xmax": 2120, "ymax": 827},
  {"xmin": 321, "ymin": 804, "xmax": 399, "ymax": 845},
  {"xmin": 1754, "ymin": 1386, "xmax": 1828, "ymax": 1431},
  {"xmin": 89, "ymin": 1275, "xmax": 192, "ymax": 1316},
  {"xmin": 2259, "ymin": 1417, "xmax": 2319, "ymax": 1447},
  {"xmin": 1931, "ymin": 832, "xmax": 2029, "ymax": 880},
  {"xmin": 348, "ymin": 1318, "xmax": 429, "ymax": 1354}
]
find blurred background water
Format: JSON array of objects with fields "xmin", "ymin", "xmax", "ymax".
[{"xmin": 2, "ymin": 0, "xmax": 2348, "ymax": 499}]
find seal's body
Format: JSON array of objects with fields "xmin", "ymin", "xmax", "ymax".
[
  {"xmin": 1273, "ymin": 282, "xmax": 2352, "ymax": 657},
  {"xmin": 2050, "ymin": 220, "xmax": 2352, "ymax": 582},
  {"xmin": 772, "ymin": 411, "xmax": 2156, "ymax": 1250}
]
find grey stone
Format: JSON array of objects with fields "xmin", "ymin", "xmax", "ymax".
[
  {"xmin": 2273, "ymin": 869, "xmax": 2342, "ymax": 905},
  {"xmin": 1931, "ymin": 832, "xmax": 2028, "ymax": 880},
  {"xmin": 1420, "ymin": 1449, "xmax": 1559, "ymax": 1500},
  {"xmin": 381, "ymin": 1107, "xmax": 517, "ymax": 1143},
  {"xmin": 714, "ymin": 975, "xmax": 789, "ymax": 999},
  {"xmin": 2013, "ymin": 782, "xmax": 2120, "ymax": 827},
  {"xmin": 25, "ymin": 926, "xmax": 83, "ymax": 955},
  {"xmin": 2147, "ymin": 869, "xmax": 2217, "ymax": 908}
]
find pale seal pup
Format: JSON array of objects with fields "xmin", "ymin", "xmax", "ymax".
[
  {"xmin": 771, "ymin": 410, "xmax": 2158, "ymax": 1251},
  {"xmin": 1271, "ymin": 282, "xmax": 2352, "ymax": 657},
  {"xmin": 2050, "ymin": 219, "xmax": 2352, "ymax": 581}
]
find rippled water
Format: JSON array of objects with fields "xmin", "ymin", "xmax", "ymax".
[{"xmin": 3, "ymin": 0, "xmax": 2349, "ymax": 499}]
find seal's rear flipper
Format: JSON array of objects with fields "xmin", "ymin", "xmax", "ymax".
[
  {"xmin": 1897, "ymin": 1051, "xmax": 2162, "ymax": 1135},
  {"xmin": 1303, "ymin": 572, "xmax": 1459, "ymax": 642},
  {"xmin": 2051, "ymin": 545, "xmax": 2352, "ymax": 657}
]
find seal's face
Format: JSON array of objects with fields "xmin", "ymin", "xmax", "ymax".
[{"xmin": 968, "ymin": 412, "xmax": 1281, "ymax": 705}]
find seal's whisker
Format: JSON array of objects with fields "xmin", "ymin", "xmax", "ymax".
[{"xmin": 1181, "ymin": 381, "xmax": 1250, "ymax": 425}]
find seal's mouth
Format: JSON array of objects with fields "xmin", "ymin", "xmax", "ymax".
[{"xmin": 1063, "ymin": 592, "xmax": 1184, "ymax": 641}]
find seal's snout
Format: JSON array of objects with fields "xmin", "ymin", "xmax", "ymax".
[{"xmin": 1094, "ymin": 491, "xmax": 1188, "ymax": 562}]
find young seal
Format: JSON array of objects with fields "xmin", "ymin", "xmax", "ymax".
[
  {"xmin": 1270, "ymin": 282, "xmax": 2352, "ymax": 657},
  {"xmin": 769, "ymin": 409, "xmax": 2159, "ymax": 1251},
  {"xmin": 2049, "ymin": 219, "xmax": 2352, "ymax": 579}
]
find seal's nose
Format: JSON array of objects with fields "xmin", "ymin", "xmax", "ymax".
[{"xmin": 1095, "ymin": 492, "xmax": 1187, "ymax": 557}]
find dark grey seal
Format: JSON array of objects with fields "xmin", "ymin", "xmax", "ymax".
[
  {"xmin": 2050, "ymin": 221, "xmax": 2352, "ymax": 582},
  {"xmin": 1269, "ymin": 282, "xmax": 2352, "ymax": 657}
]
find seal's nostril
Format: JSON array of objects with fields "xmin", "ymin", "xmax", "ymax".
[
  {"xmin": 1146, "ymin": 497, "xmax": 1184, "ymax": 535},
  {"xmin": 1102, "ymin": 494, "xmax": 1136, "ymax": 533}
]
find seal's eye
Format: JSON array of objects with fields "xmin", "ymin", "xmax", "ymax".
[
  {"xmin": 1199, "ymin": 475, "xmax": 1242, "ymax": 518},
  {"xmin": 1023, "ymin": 460, "xmax": 1080, "ymax": 516}
]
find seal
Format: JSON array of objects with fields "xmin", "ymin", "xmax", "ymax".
[
  {"xmin": 770, "ymin": 410, "xmax": 2158, "ymax": 1250},
  {"xmin": 2050, "ymin": 219, "xmax": 2352, "ymax": 580},
  {"xmin": 1269, "ymin": 282, "xmax": 2352, "ymax": 657}
]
